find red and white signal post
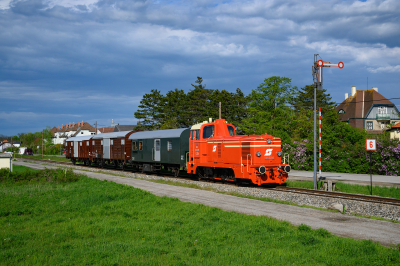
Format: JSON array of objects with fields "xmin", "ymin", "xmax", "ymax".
[{"xmin": 366, "ymin": 139, "xmax": 376, "ymax": 195}]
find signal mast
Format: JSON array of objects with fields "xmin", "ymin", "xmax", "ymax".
[{"xmin": 312, "ymin": 55, "xmax": 344, "ymax": 190}]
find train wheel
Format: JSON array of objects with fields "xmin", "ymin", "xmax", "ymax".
[
  {"xmin": 100, "ymin": 161, "xmax": 104, "ymax": 168},
  {"xmin": 72, "ymin": 159, "xmax": 76, "ymax": 165},
  {"xmin": 85, "ymin": 160, "xmax": 90, "ymax": 166}
]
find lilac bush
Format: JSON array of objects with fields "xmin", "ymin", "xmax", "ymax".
[{"xmin": 282, "ymin": 139, "xmax": 400, "ymax": 176}]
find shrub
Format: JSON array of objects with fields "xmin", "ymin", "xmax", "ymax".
[{"xmin": 0, "ymin": 168, "xmax": 79, "ymax": 183}]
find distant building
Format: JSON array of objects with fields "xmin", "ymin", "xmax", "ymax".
[
  {"xmin": 0, "ymin": 140, "xmax": 20, "ymax": 152},
  {"xmin": 388, "ymin": 122, "xmax": 400, "ymax": 140},
  {"xmin": 335, "ymin": 87, "xmax": 400, "ymax": 134},
  {"xmin": 52, "ymin": 121, "xmax": 97, "ymax": 145}
]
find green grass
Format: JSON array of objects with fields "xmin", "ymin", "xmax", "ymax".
[
  {"xmin": 1, "ymin": 166, "xmax": 399, "ymax": 265},
  {"xmin": 286, "ymin": 180, "xmax": 400, "ymax": 199},
  {"xmin": 16, "ymin": 154, "xmax": 71, "ymax": 163}
]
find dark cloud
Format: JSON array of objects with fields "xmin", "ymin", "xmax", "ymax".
[{"xmin": 0, "ymin": 0, "xmax": 399, "ymax": 136}]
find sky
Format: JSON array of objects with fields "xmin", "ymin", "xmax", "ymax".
[{"xmin": 1, "ymin": 0, "xmax": 399, "ymax": 136}]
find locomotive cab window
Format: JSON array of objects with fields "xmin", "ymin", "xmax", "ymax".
[
  {"xmin": 190, "ymin": 130, "xmax": 194, "ymax": 140},
  {"xmin": 195, "ymin": 129, "xmax": 200, "ymax": 140},
  {"xmin": 139, "ymin": 141, "xmax": 143, "ymax": 151},
  {"xmin": 203, "ymin": 125, "xmax": 214, "ymax": 139},
  {"xmin": 227, "ymin": 125, "xmax": 235, "ymax": 136}
]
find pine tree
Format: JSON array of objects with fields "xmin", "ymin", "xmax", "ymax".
[{"xmin": 134, "ymin": 89, "xmax": 165, "ymax": 130}]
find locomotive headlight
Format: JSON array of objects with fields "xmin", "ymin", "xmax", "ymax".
[
  {"xmin": 277, "ymin": 151, "xmax": 282, "ymax": 157},
  {"xmin": 256, "ymin": 151, "xmax": 261, "ymax": 157},
  {"xmin": 266, "ymin": 139, "xmax": 271, "ymax": 144}
]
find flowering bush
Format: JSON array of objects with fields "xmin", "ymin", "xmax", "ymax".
[{"xmin": 282, "ymin": 138, "xmax": 400, "ymax": 176}]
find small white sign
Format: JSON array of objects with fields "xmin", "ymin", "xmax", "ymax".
[{"xmin": 366, "ymin": 139, "xmax": 376, "ymax": 151}]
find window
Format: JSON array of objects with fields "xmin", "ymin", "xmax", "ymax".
[
  {"xmin": 86, "ymin": 141, "xmax": 89, "ymax": 146},
  {"xmin": 167, "ymin": 141, "xmax": 172, "ymax": 151},
  {"xmin": 111, "ymin": 140, "xmax": 113, "ymax": 145},
  {"xmin": 121, "ymin": 139, "xmax": 125, "ymax": 145},
  {"xmin": 378, "ymin": 106, "xmax": 387, "ymax": 114},
  {"xmin": 366, "ymin": 121, "xmax": 373, "ymax": 130},
  {"xmin": 227, "ymin": 125, "xmax": 235, "ymax": 136},
  {"xmin": 71, "ymin": 142, "xmax": 73, "ymax": 146},
  {"xmin": 203, "ymin": 125, "xmax": 214, "ymax": 139},
  {"xmin": 101, "ymin": 140, "xmax": 103, "ymax": 145},
  {"xmin": 81, "ymin": 132, "xmax": 84, "ymax": 134},
  {"xmin": 132, "ymin": 142, "xmax": 137, "ymax": 151},
  {"xmin": 92, "ymin": 140, "xmax": 95, "ymax": 145},
  {"xmin": 190, "ymin": 130, "xmax": 194, "ymax": 140},
  {"xmin": 139, "ymin": 141, "xmax": 143, "ymax": 151},
  {"xmin": 80, "ymin": 142, "xmax": 82, "ymax": 146},
  {"xmin": 195, "ymin": 129, "xmax": 200, "ymax": 140},
  {"xmin": 155, "ymin": 140, "xmax": 160, "ymax": 151}
]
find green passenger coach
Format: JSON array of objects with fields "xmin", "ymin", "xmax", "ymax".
[{"xmin": 128, "ymin": 128, "xmax": 190, "ymax": 175}]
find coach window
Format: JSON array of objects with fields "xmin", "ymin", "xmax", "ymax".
[
  {"xmin": 132, "ymin": 142, "xmax": 137, "ymax": 151},
  {"xmin": 227, "ymin": 125, "xmax": 235, "ymax": 136},
  {"xmin": 203, "ymin": 125, "xmax": 214, "ymax": 139},
  {"xmin": 139, "ymin": 141, "xmax": 143, "ymax": 151},
  {"xmin": 167, "ymin": 141, "xmax": 172, "ymax": 151}
]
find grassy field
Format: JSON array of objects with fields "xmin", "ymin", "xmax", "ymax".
[
  {"xmin": 0, "ymin": 166, "xmax": 399, "ymax": 265},
  {"xmin": 15, "ymin": 154, "xmax": 71, "ymax": 163}
]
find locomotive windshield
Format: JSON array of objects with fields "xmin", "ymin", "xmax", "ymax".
[
  {"xmin": 203, "ymin": 125, "xmax": 214, "ymax": 139},
  {"xmin": 227, "ymin": 125, "xmax": 235, "ymax": 136}
]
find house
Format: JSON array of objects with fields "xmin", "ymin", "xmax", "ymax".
[
  {"xmin": 52, "ymin": 121, "xmax": 97, "ymax": 145},
  {"xmin": 0, "ymin": 140, "xmax": 21, "ymax": 152},
  {"xmin": 388, "ymin": 122, "xmax": 400, "ymax": 140},
  {"xmin": 0, "ymin": 140, "xmax": 11, "ymax": 152},
  {"xmin": 335, "ymin": 86, "xmax": 400, "ymax": 133}
]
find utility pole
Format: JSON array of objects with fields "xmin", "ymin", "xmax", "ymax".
[
  {"xmin": 42, "ymin": 130, "xmax": 44, "ymax": 159},
  {"xmin": 95, "ymin": 121, "xmax": 97, "ymax": 135},
  {"xmin": 219, "ymin": 102, "xmax": 221, "ymax": 119},
  {"xmin": 312, "ymin": 54, "xmax": 344, "ymax": 190}
]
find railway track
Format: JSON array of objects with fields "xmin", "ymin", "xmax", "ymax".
[{"xmin": 17, "ymin": 157, "xmax": 400, "ymax": 207}]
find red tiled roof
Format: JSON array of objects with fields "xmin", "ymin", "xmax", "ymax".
[
  {"xmin": 98, "ymin": 127, "xmax": 114, "ymax": 133},
  {"xmin": 392, "ymin": 122, "xmax": 400, "ymax": 129}
]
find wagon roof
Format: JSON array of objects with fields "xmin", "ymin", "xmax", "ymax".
[
  {"xmin": 129, "ymin": 128, "xmax": 189, "ymax": 140},
  {"xmin": 66, "ymin": 135, "xmax": 93, "ymax": 142},
  {"xmin": 92, "ymin": 131, "xmax": 132, "ymax": 140}
]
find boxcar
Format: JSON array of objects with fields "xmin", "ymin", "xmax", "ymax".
[
  {"xmin": 128, "ymin": 128, "xmax": 190, "ymax": 175},
  {"xmin": 65, "ymin": 135, "xmax": 93, "ymax": 164},
  {"xmin": 91, "ymin": 131, "xmax": 136, "ymax": 168}
]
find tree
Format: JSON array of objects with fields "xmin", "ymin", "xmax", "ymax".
[
  {"xmin": 134, "ymin": 89, "xmax": 165, "ymax": 130},
  {"xmin": 241, "ymin": 76, "xmax": 297, "ymax": 142},
  {"xmin": 182, "ymin": 77, "xmax": 214, "ymax": 126},
  {"xmin": 159, "ymin": 89, "xmax": 187, "ymax": 129},
  {"xmin": 291, "ymin": 84, "xmax": 336, "ymax": 114}
]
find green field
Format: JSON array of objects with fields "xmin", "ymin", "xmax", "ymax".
[{"xmin": 0, "ymin": 166, "xmax": 399, "ymax": 265}]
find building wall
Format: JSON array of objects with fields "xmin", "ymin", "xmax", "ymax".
[{"xmin": 390, "ymin": 129, "xmax": 400, "ymax": 140}]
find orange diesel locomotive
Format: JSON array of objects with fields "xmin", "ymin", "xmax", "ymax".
[{"xmin": 187, "ymin": 118, "xmax": 290, "ymax": 186}]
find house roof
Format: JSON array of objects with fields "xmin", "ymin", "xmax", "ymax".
[
  {"xmin": 391, "ymin": 122, "xmax": 400, "ymax": 129},
  {"xmin": 335, "ymin": 89, "xmax": 395, "ymax": 122},
  {"xmin": 114, "ymin": 125, "xmax": 137, "ymax": 132},
  {"xmin": 98, "ymin": 127, "xmax": 115, "ymax": 133}
]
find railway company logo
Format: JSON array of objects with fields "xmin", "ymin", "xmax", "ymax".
[
  {"xmin": 264, "ymin": 149, "xmax": 273, "ymax": 156},
  {"xmin": 212, "ymin": 145, "xmax": 217, "ymax": 152}
]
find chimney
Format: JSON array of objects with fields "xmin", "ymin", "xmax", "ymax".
[
  {"xmin": 351, "ymin": 86, "xmax": 356, "ymax": 96},
  {"xmin": 372, "ymin": 87, "xmax": 378, "ymax": 92},
  {"xmin": 61, "ymin": 124, "xmax": 63, "ymax": 129},
  {"xmin": 345, "ymin": 93, "xmax": 348, "ymax": 100},
  {"xmin": 82, "ymin": 120, "xmax": 84, "ymax": 125},
  {"xmin": 73, "ymin": 122, "xmax": 75, "ymax": 127}
]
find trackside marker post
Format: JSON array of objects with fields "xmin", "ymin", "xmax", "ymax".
[{"xmin": 366, "ymin": 139, "xmax": 376, "ymax": 195}]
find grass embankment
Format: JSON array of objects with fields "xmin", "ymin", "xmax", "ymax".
[
  {"xmin": 286, "ymin": 180, "xmax": 400, "ymax": 199},
  {"xmin": 1, "ymin": 166, "xmax": 399, "ymax": 265},
  {"xmin": 15, "ymin": 154, "xmax": 70, "ymax": 163}
]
